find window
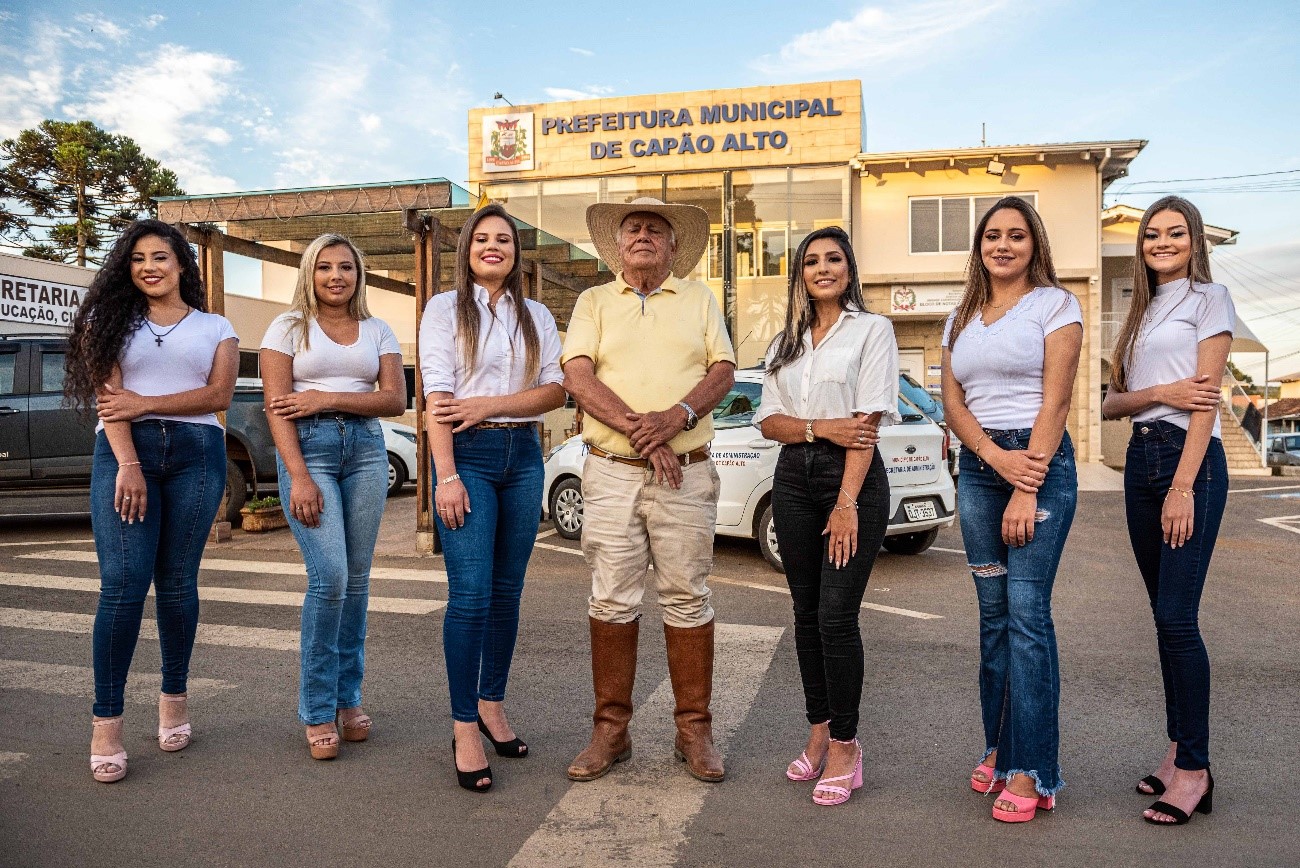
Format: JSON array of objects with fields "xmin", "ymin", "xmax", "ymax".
[
  {"xmin": 39, "ymin": 352, "xmax": 66, "ymax": 393},
  {"xmin": 910, "ymin": 193, "xmax": 1038, "ymax": 254},
  {"xmin": 238, "ymin": 349, "xmax": 260, "ymax": 380},
  {"xmin": 0, "ymin": 352, "xmax": 15, "ymax": 395}
]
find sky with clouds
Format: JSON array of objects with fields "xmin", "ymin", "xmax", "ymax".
[{"xmin": 2, "ymin": 0, "xmax": 1298, "ymax": 374}]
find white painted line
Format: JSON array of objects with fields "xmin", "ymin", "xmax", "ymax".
[
  {"xmin": 535, "ymin": 528, "xmax": 557, "ymax": 540},
  {"xmin": 0, "ymin": 659, "xmax": 234, "ymax": 703},
  {"xmin": 0, "ymin": 751, "xmax": 29, "ymax": 781},
  {"xmin": 18, "ymin": 550, "xmax": 447, "ymax": 584},
  {"xmin": 533, "ymin": 541, "xmax": 583, "ymax": 555},
  {"xmin": 1257, "ymin": 515, "xmax": 1300, "ymax": 536},
  {"xmin": 707, "ymin": 574, "xmax": 942, "ymax": 620},
  {"xmin": 0, "ymin": 538, "xmax": 94, "ymax": 548},
  {"xmin": 1230, "ymin": 484, "xmax": 1300, "ymax": 495},
  {"xmin": 0, "ymin": 607, "xmax": 299, "ymax": 651},
  {"xmin": 0, "ymin": 571, "xmax": 445, "ymax": 615},
  {"xmin": 509, "ymin": 623, "xmax": 784, "ymax": 868},
  {"xmin": 930, "ymin": 546, "xmax": 967, "ymax": 555}
]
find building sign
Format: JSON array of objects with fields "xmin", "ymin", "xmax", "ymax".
[
  {"xmin": 482, "ymin": 112, "xmax": 535, "ymax": 173},
  {"xmin": 1, "ymin": 272, "xmax": 85, "ymax": 327},
  {"xmin": 468, "ymin": 81, "xmax": 862, "ymax": 182},
  {"xmin": 890, "ymin": 283, "xmax": 965, "ymax": 316}
]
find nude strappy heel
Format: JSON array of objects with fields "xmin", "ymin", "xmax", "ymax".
[
  {"xmin": 158, "ymin": 694, "xmax": 192, "ymax": 752},
  {"xmin": 91, "ymin": 717, "xmax": 128, "ymax": 783},
  {"xmin": 337, "ymin": 708, "xmax": 372, "ymax": 743}
]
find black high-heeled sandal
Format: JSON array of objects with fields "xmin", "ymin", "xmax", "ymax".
[
  {"xmin": 478, "ymin": 716, "xmax": 528, "ymax": 758},
  {"xmin": 1136, "ymin": 774, "xmax": 1166, "ymax": 795},
  {"xmin": 453, "ymin": 738, "xmax": 492, "ymax": 792},
  {"xmin": 1144, "ymin": 768, "xmax": 1213, "ymax": 825}
]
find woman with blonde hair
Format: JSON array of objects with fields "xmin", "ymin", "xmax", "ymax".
[
  {"xmin": 1102, "ymin": 196, "xmax": 1232, "ymax": 825},
  {"xmin": 260, "ymin": 234, "xmax": 406, "ymax": 759},
  {"xmin": 941, "ymin": 196, "xmax": 1082, "ymax": 823},
  {"xmin": 419, "ymin": 203, "xmax": 564, "ymax": 791}
]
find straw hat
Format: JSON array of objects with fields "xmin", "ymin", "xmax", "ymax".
[{"xmin": 585, "ymin": 197, "xmax": 710, "ymax": 279}]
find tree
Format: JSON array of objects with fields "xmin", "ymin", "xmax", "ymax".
[
  {"xmin": 0, "ymin": 120, "xmax": 184, "ymax": 266},
  {"xmin": 1227, "ymin": 360, "xmax": 1255, "ymax": 391}
]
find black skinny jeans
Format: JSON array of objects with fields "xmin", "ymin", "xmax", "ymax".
[{"xmin": 772, "ymin": 442, "xmax": 889, "ymax": 741}]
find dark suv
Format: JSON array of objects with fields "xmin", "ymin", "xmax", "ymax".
[{"xmin": 0, "ymin": 334, "xmax": 272, "ymax": 521}]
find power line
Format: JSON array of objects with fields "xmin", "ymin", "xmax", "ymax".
[
  {"xmin": 1216, "ymin": 249, "xmax": 1300, "ymax": 290},
  {"xmin": 1122, "ymin": 168, "xmax": 1300, "ymax": 184}
]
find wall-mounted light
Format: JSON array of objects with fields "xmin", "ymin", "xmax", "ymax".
[
  {"xmin": 493, "ymin": 92, "xmax": 514, "ymax": 106},
  {"xmin": 986, "ymin": 158, "xmax": 1006, "ymax": 176}
]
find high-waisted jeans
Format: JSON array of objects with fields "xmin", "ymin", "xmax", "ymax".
[
  {"xmin": 958, "ymin": 429, "xmax": 1077, "ymax": 796},
  {"xmin": 772, "ymin": 442, "xmax": 889, "ymax": 742},
  {"xmin": 1124, "ymin": 420, "xmax": 1227, "ymax": 771},
  {"xmin": 433, "ymin": 426, "xmax": 543, "ymax": 723},
  {"xmin": 90, "ymin": 421, "xmax": 226, "ymax": 717},
  {"xmin": 277, "ymin": 416, "xmax": 388, "ymax": 726}
]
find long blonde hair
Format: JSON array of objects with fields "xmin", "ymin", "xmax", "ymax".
[
  {"xmin": 451, "ymin": 204, "xmax": 541, "ymax": 386},
  {"xmin": 947, "ymin": 196, "xmax": 1061, "ymax": 349},
  {"xmin": 1109, "ymin": 196, "xmax": 1214, "ymax": 391},
  {"xmin": 287, "ymin": 234, "xmax": 372, "ymax": 352}
]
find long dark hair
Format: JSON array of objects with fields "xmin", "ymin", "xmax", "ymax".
[
  {"xmin": 1109, "ymin": 196, "xmax": 1213, "ymax": 392},
  {"xmin": 451, "ymin": 203, "xmax": 541, "ymax": 386},
  {"xmin": 766, "ymin": 226, "xmax": 865, "ymax": 373},
  {"xmin": 65, "ymin": 219, "xmax": 206, "ymax": 413},
  {"xmin": 946, "ymin": 196, "xmax": 1060, "ymax": 349}
]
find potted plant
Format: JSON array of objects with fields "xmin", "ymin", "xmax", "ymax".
[{"xmin": 240, "ymin": 495, "xmax": 289, "ymax": 533}]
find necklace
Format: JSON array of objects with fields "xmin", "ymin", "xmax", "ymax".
[{"xmin": 144, "ymin": 307, "xmax": 193, "ymax": 347}]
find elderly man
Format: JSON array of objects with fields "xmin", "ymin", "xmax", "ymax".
[{"xmin": 562, "ymin": 197, "xmax": 736, "ymax": 783}]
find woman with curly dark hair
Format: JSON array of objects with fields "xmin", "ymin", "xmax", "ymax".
[{"xmin": 66, "ymin": 219, "xmax": 239, "ymax": 783}]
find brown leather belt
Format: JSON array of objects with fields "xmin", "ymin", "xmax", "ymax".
[
  {"xmin": 476, "ymin": 421, "xmax": 536, "ymax": 429},
  {"xmin": 589, "ymin": 444, "xmax": 711, "ymax": 467}
]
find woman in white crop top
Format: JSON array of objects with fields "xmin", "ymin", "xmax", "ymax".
[
  {"xmin": 941, "ymin": 196, "xmax": 1082, "ymax": 823},
  {"xmin": 1102, "ymin": 197, "xmax": 1232, "ymax": 826},
  {"xmin": 66, "ymin": 219, "xmax": 239, "ymax": 783},
  {"xmin": 260, "ymin": 234, "xmax": 406, "ymax": 761}
]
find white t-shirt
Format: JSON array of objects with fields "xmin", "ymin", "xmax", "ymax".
[
  {"xmin": 943, "ymin": 286, "xmax": 1083, "ymax": 430},
  {"xmin": 1127, "ymin": 278, "xmax": 1236, "ymax": 438},
  {"xmin": 754, "ymin": 309, "xmax": 902, "ymax": 428},
  {"xmin": 261, "ymin": 314, "xmax": 401, "ymax": 393},
  {"xmin": 418, "ymin": 285, "xmax": 564, "ymax": 422},
  {"xmin": 98, "ymin": 310, "xmax": 238, "ymax": 432}
]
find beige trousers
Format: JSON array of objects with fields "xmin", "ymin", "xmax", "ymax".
[{"xmin": 580, "ymin": 453, "xmax": 719, "ymax": 628}]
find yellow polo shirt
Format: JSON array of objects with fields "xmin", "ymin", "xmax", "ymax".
[{"xmin": 562, "ymin": 273, "xmax": 736, "ymax": 456}]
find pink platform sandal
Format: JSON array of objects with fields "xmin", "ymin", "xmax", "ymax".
[
  {"xmin": 158, "ymin": 694, "xmax": 192, "ymax": 752},
  {"xmin": 812, "ymin": 739, "xmax": 863, "ymax": 806},
  {"xmin": 991, "ymin": 787, "xmax": 1056, "ymax": 823},
  {"xmin": 786, "ymin": 749, "xmax": 826, "ymax": 782},
  {"xmin": 91, "ymin": 718, "xmax": 127, "ymax": 783},
  {"xmin": 971, "ymin": 761, "xmax": 1005, "ymax": 794}
]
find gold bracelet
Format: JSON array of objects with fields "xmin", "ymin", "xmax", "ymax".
[
  {"xmin": 971, "ymin": 433, "xmax": 987, "ymax": 455},
  {"xmin": 118, "ymin": 461, "xmax": 142, "ymax": 468},
  {"xmin": 832, "ymin": 503, "xmax": 857, "ymax": 511},
  {"xmin": 1167, "ymin": 485, "xmax": 1193, "ymax": 498}
]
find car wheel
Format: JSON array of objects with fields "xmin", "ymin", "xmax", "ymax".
[
  {"xmin": 223, "ymin": 458, "xmax": 248, "ymax": 524},
  {"xmin": 757, "ymin": 503, "xmax": 783, "ymax": 572},
  {"xmin": 387, "ymin": 452, "xmax": 407, "ymax": 497},
  {"xmin": 882, "ymin": 527, "xmax": 939, "ymax": 555},
  {"xmin": 549, "ymin": 477, "xmax": 584, "ymax": 540}
]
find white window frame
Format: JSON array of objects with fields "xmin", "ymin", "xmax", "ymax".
[{"xmin": 909, "ymin": 193, "xmax": 1038, "ymax": 255}]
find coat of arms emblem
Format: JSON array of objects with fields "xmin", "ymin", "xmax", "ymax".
[{"xmin": 484, "ymin": 113, "xmax": 533, "ymax": 171}]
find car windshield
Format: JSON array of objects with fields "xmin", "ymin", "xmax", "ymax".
[
  {"xmin": 715, "ymin": 378, "xmax": 926, "ymax": 429},
  {"xmin": 898, "ymin": 372, "xmax": 943, "ymax": 424}
]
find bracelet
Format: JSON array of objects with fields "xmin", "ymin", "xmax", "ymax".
[
  {"xmin": 117, "ymin": 461, "xmax": 141, "ymax": 468},
  {"xmin": 971, "ymin": 433, "xmax": 987, "ymax": 455},
  {"xmin": 439, "ymin": 473, "xmax": 461, "ymax": 485},
  {"xmin": 1167, "ymin": 485, "xmax": 1194, "ymax": 498},
  {"xmin": 832, "ymin": 503, "xmax": 857, "ymax": 511},
  {"xmin": 840, "ymin": 487, "xmax": 859, "ymax": 502}
]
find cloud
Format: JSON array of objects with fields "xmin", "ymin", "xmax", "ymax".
[
  {"xmin": 543, "ymin": 85, "xmax": 616, "ymax": 101},
  {"xmin": 0, "ymin": 20, "xmax": 68, "ymax": 138},
  {"xmin": 75, "ymin": 13, "xmax": 129, "ymax": 43},
  {"xmin": 569, "ymin": 47, "xmax": 594, "ymax": 57},
  {"xmin": 752, "ymin": 0, "xmax": 1008, "ymax": 76}
]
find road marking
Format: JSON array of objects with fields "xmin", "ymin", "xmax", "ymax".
[
  {"xmin": 533, "ymin": 540, "xmax": 582, "ymax": 555},
  {"xmin": 0, "ymin": 538, "xmax": 94, "ymax": 548},
  {"xmin": 0, "ymin": 572, "xmax": 445, "ymax": 615},
  {"xmin": 1257, "ymin": 515, "xmax": 1300, "ymax": 536},
  {"xmin": 18, "ymin": 550, "xmax": 448, "ymax": 584},
  {"xmin": 535, "ymin": 528, "xmax": 558, "ymax": 540},
  {"xmin": 0, "ymin": 752, "xmax": 28, "ymax": 781},
  {"xmin": 930, "ymin": 546, "xmax": 967, "ymax": 555},
  {"xmin": 0, "ymin": 607, "xmax": 299, "ymax": 651},
  {"xmin": 509, "ymin": 623, "xmax": 784, "ymax": 868},
  {"xmin": 707, "ymin": 575, "xmax": 942, "ymax": 620},
  {"xmin": 0, "ymin": 659, "xmax": 234, "ymax": 702},
  {"xmin": 1230, "ymin": 484, "xmax": 1300, "ymax": 494}
]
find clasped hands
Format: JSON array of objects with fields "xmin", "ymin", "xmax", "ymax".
[
  {"xmin": 96, "ymin": 385, "xmax": 151, "ymax": 423},
  {"xmin": 624, "ymin": 407, "xmax": 689, "ymax": 489}
]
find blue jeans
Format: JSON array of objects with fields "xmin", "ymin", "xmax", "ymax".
[
  {"xmin": 277, "ymin": 416, "xmax": 388, "ymax": 726},
  {"xmin": 433, "ymin": 426, "xmax": 543, "ymax": 723},
  {"xmin": 90, "ymin": 422, "xmax": 226, "ymax": 717},
  {"xmin": 958, "ymin": 429, "xmax": 1077, "ymax": 796},
  {"xmin": 772, "ymin": 443, "xmax": 890, "ymax": 741},
  {"xmin": 1124, "ymin": 421, "xmax": 1227, "ymax": 771}
]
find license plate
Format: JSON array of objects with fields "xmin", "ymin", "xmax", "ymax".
[{"xmin": 903, "ymin": 500, "xmax": 937, "ymax": 522}]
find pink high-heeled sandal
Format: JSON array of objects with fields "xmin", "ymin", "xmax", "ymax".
[
  {"xmin": 991, "ymin": 787, "xmax": 1056, "ymax": 823},
  {"xmin": 786, "ymin": 749, "xmax": 826, "ymax": 782},
  {"xmin": 91, "ymin": 717, "xmax": 127, "ymax": 783},
  {"xmin": 971, "ymin": 761, "xmax": 1005, "ymax": 794},
  {"xmin": 158, "ymin": 694, "xmax": 191, "ymax": 752},
  {"xmin": 812, "ymin": 739, "xmax": 862, "ymax": 806}
]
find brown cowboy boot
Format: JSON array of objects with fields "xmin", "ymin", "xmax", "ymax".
[
  {"xmin": 567, "ymin": 617, "xmax": 638, "ymax": 781},
  {"xmin": 664, "ymin": 619, "xmax": 725, "ymax": 782}
]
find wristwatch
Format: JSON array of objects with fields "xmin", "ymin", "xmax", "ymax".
[
  {"xmin": 678, "ymin": 401, "xmax": 699, "ymax": 431},
  {"xmin": 805, "ymin": 420, "xmax": 816, "ymax": 443}
]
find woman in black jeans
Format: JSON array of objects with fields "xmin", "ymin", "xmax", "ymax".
[{"xmin": 755, "ymin": 227, "xmax": 900, "ymax": 806}]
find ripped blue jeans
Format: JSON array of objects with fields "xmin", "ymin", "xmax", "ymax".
[{"xmin": 958, "ymin": 429, "xmax": 1077, "ymax": 796}]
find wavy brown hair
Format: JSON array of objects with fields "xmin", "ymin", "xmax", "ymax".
[
  {"xmin": 451, "ymin": 203, "xmax": 541, "ymax": 386},
  {"xmin": 65, "ymin": 219, "xmax": 206, "ymax": 413},
  {"xmin": 946, "ymin": 196, "xmax": 1060, "ymax": 349},
  {"xmin": 766, "ymin": 226, "xmax": 865, "ymax": 373},
  {"xmin": 1109, "ymin": 196, "xmax": 1214, "ymax": 392}
]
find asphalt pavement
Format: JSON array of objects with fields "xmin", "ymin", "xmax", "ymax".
[{"xmin": 1, "ymin": 478, "xmax": 1298, "ymax": 867}]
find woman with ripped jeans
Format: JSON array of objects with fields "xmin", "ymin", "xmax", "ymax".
[{"xmin": 941, "ymin": 196, "xmax": 1083, "ymax": 823}]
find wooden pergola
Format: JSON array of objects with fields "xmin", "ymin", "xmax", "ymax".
[{"xmin": 156, "ymin": 178, "xmax": 604, "ymax": 551}]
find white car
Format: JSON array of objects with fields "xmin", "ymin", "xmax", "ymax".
[
  {"xmin": 382, "ymin": 421, "xmax": 418, "ymax": 496},
  {"xmin": 543, "ymin": 368, "xmax": 956, "ymax": 570}
]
